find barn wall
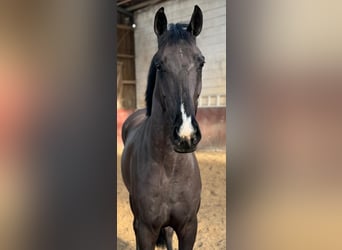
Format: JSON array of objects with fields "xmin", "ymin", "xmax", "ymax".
[{"xmin": 133, "ymin": 0, "xmax": 226, "ymax": 109}]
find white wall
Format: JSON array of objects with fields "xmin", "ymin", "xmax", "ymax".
[{"xmin": 134, "ymin": 0, "xmax": 226, "ymax": 108}]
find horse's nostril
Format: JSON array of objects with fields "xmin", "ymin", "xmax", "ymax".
[{"xmin": 192, "ymin": 137, "xmax": 198, "ymax": 145}]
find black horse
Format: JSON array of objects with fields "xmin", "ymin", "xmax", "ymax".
[{"xmin": 121, "ymin": 6, "xmax": 204, "ymax": 250}]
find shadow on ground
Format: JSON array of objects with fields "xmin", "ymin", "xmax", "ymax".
[{"xmin": 117, "ymin": 238, "xmax": 134, "ymax": 250}]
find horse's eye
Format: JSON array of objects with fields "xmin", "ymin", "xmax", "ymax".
[
  {"xmin": 197, "ymin": 61, "xmax": 205, "ymax": 71},
  {"xmin": 155, "ymin": 62, "xmax": 163, "ymax": 71},
  {"xmin": 196, "ymin": 55, "xmax": 205, "ymax": 68}
]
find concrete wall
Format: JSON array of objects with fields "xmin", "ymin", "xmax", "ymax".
[{"xmin": 133, "ymin": 0, "xmax": 226, "ymax": 108}]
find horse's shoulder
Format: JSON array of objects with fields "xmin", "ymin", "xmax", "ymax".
[{"xmin": 122, "ymin": 109, "xmax": 147, "ymax": 144}]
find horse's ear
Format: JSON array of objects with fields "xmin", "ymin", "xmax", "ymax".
[
  {"xmin": 187, "ymin": 5, "xmax": 203, "ymax": 37},
  {"xmin": 154, "ymin": 7, "xmax": 167, "ymax": 37}
]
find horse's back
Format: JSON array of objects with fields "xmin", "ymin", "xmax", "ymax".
[{"xmin": 122, "ymin": 109, "xmax": 147, "ymax": 144}]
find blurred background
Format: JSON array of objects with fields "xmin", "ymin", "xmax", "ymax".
[
  {"xmin": 0, "ymin": 1, "xmax": 115, "ymax": 250},
  {"xmin": 229, "ymin": 0, "xmax": 342, "ymax": 249}
]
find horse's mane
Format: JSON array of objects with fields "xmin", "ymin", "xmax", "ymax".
[
  {"xmin": 145, "ymin": 23, "xmax": 195, "ymax": 116},
  {"xmin": 145, "ymin": 57, "xmax": 157, "ymax": 116}
]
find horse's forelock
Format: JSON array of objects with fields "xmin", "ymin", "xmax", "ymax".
[{"xmin": 158, "ymin": 23, "xmax": 196, "ymax": 48}]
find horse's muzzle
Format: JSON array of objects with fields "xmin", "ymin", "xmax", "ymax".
[{"xmin": 172, "ymin": 123, "xmax": 201, "ymax": 153}]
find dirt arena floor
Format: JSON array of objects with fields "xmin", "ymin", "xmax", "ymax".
[{"xmin": 117, "ymin": 148, "xmax": 226, "ymax": 249}]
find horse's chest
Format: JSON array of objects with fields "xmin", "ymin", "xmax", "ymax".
[
  {"xmin": 138, "ymin": 172, "xmax": 200, "ymax": 220},
  {"xmin": 131, "ymin": 157, "xmax": 201, "ymax": 223}
]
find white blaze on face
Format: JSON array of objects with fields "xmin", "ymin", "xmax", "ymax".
[{"xmin": 178, "ymin": 103, "xmax": 194, "ymax": 139}]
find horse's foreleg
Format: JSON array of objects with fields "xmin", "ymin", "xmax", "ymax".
[
  {"xmin": 130, "ymin": 197, "xmax": 140, "ymax": 250},
  {"xmin": 136, "ymin": 222, "xmax": 159, "ymax": 250},
  {"xmin": 133, "ymin": 217, "xmax": 139, "ymax": 250},
  {"xmin": 165, "ymin": 227, "xmax": 174, "ymax": 250},
  {"xmin": 176, "ymin": 218, "xmax": 198, "ymax": 250}
]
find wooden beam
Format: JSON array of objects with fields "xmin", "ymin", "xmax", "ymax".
[
  {"xmin": 118, "ymin": 53, "xmax": 135, "ymax": 59},
  {"xmin": 117, "ymin": 0, "xmax": 131, "ymax": 6},
  {"xmin": 126, "ymin": 0, "xmax": 164, "ymax": 12},
  {"xmin": 122, "ymin": 80, "xmax": 136, "ymax": 85},
  {"xmin": 117, "ymin": 24, "xmax": 134, "ymax": 30},
  {"xmin": 117, "ymin": 6, "xmax": 133, "ymax": 17}
]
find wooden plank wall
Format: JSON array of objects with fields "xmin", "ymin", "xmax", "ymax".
[{"xmin": 117, "ymin": 22, "xmax": 136, "ymax": 109}]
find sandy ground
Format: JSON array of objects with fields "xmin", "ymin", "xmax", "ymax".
[{"xmin": 117, "ymin": 148, "xmax": 226, "ymax": 249}]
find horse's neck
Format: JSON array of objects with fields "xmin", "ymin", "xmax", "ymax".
[
  {"xmin": 144, "ymin": 111, "xmax": 193, "ymax": 175},
  {"xmin": 146, "ymin": 115, "xmax": 172, "ymax": 147},
  {"xmin": 145, "ymin": 105, "xmax": 174, "ymax": 156}
]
